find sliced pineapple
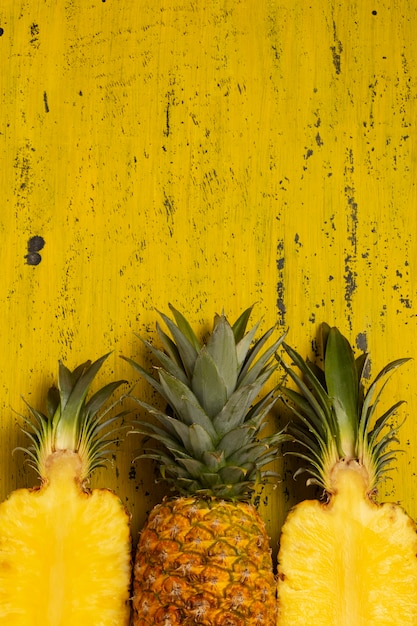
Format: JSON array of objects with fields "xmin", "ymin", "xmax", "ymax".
[
  {"xmin": 0, "ymin": 355, "xmax": 131, "ymax": 626},
  {"xmin": 276, "ymin": 324, "xmax": 417, "ymax": 626}
]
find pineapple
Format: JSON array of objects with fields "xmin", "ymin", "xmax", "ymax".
[
  {"xmin": 0, "ymin": 354, "xmax": 132, "ymax": 626},
  {"xmin": 124, "ymin": 305, "xmax": 288, "ymax": 626},
  {"xmin": 276, "ymin": 323, "xmax": 417, "ymax": 625}
]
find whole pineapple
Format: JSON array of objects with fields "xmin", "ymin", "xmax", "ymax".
[
  {"xmin": 124, "ymin": 305, "xmax": 288, "ymax": 626},
  {"xmin": 276, "ymin": 324, "xmax": 417, "ymax": 625},
  {"xmin": 0, "ymin": 355, "xmax": 131, "ymax": 626}
]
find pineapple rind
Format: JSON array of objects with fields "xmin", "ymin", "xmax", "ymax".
[{"xmin": 133, "ymin": 496, "xmax": 277, "ymax": 626}]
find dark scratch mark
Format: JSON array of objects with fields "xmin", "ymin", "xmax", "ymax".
[
  {"xmin": 315, "ymin": 133, "xmax": 323, "ymax": 146},
  {"xmin": 400, "ymin": 297, "xmax": 412, "ymax": 309},
  {"xmin": 344, "ymin": 255, "xmax": 357, "ymax": 305},
  {"xmin": 163, "ymin": 191, "xmax": 175, "ymax": 237},
  {"xmin": 343, "ymin": 149, "xmax": 358, "ymax": 326},
  {"xmin": 30, "ymin": 22, "xmax": 40, "ymax": 47},
  {"xmin": 164, "ymin": 102, "xmax": 170, "ymax": 137},
  {"xmin": 331, "ymin": 20, "xmax": 343, "ymax": 75},
  {"xmin": 43, "ymin": 91, "xmax": 49, "ymax": 113},
  {"xmin": 276, "ymin": 240, "xmax": 286, "ymax": 326},
  {"xmin": 346, "ymin": 194, "xmax": 358, "ymax": 253}
]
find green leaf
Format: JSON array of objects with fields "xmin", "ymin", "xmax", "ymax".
[
  {"xmin": 158, "ymin": 370, "xmax": 217, "ymax": 440},
  {"xmin": 212, "ymin": 373, "xmax": 272, "ymax": 438},
  {"xmin": 158, "ymin": 309, "xmax": 199, "ymax": 378},
  {"xmin": 202, "ymin": 450, "xmax": 225, "ymax": 471},
  {"xmin": 132, "ymin": 418, "xmax": 190, "ymax": 456},
  {"xmin": 177, "ymin": 457, "xmax": 210, "ymax": 480},
  {"xmin": 189, "ymin": 422, "xmax": 215, "ymax": 459},
  {"xmin": 57, "ymin": 361, "xmax": 76, "ymax": 411},
  {"xmin": 168, "ymin": 304, "xmax": 201, "ymax": 352},
  {"xmin": 141, "ymin": 338, "xmax": 189, "ymax": 386},
  {"xmin": 219, "ymin": 465, "xmax": 247, "ymax": 484},
  {"xmin": 85, "ymin": 380, "xmax": 126, "ymax": 418},
  {"xmin": 217, "ymin": 425, "xmax": 254, "ymax": 458},
  {"xmin": 120, "ymin": 355, "xmax": 164, "ymax": 397},
  {"xmin": 282, "ymin": 343, "xmax": 334, "ymax": 426},
  {"xmin": 155, "ymin": 322, "xmax": 184, "ymax": 369},
  {"xmin": 232, "ymin": 306, "xmax": 254, "ymax": 343},
  {"xmin": 235, "ymin": 319, "xmax": 260, "ymax": 371},
  {"xmin": 324, "ymin": 327, "xmax": 358, "ymax": 457},
  {"xmin": 55, "ymin": 354, "xmax": 111, "ymax": 449},
  {"xmin": 47, "ymin": 386, "xmax": 60, "ymax": 418},
  {"xmin": 206, "ymin": 315, "xmax": 239, "ymax": 396},
  {"xmin": 238, "ymin": 326, "xmax": 277, "ymax": 386},
  {"xmin": 191, "ymin": 348, "xmax": 228, "ymax": 417}
]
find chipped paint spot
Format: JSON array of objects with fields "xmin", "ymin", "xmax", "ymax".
[
  {"xmin": 25, "ymin": 236, "xmax": 45, "ymax": 265},
  {"xmin": 356, "ymin": 332, "xmax": 367, "ymax": 352},
  {"xmin": 344, "ymin": 255, "xmax": 357, "ymax": 303},
  {"xmin": 330, "ymin": 21, "xmax": 343, "ymax": 74},
  {"xmin": 276, "ymin": 240, "xmax": 286, "ymax": 326},
  {"xmin": 30, "ymin": 22, "xmax": 40, "ymax": 47}
]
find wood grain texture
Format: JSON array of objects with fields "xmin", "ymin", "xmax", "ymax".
[{"xmin": 0, "ymin": 0, "xmax": 416, "ymax": 564}]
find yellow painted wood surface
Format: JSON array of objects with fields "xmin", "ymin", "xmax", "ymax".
[{"xmin": 1, "ymin": 0, "xmax": 417, "ymax": 563}]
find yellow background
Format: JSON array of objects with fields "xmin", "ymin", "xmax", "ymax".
[{"xmin": 1, "ymin": 0, "xmax": 416, "ymax": 561}]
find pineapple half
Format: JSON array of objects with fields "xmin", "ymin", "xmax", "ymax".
[
  {"xmin": 276, "ymin": 324, "xmax": 417, "ymax": 626},
  {"xmin": 124, "ymin": 305, "xmax": 288, "ymax": 626},
  {"xmin": 0, "ymin": 354, "xmax": 132, "ymax": 626}
]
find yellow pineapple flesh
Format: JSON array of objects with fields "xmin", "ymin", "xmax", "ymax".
[
  {"xmin": 0, "ymin": 452, "xmax": 131, "ymax": 625},
  {"xmin": 133, "ymin": 496, "xmax": 276, "ymax": 626}
]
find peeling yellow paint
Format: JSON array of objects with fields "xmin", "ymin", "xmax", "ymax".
[{"xmin": 1, "ymin": 0, "xmax": 417, "ymax": 562}]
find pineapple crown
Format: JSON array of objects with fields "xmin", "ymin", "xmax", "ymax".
[
  {"xmin": 279, "ymin": 323, "xmax": 409, "ymax": 494},
  {"xmin": 124, "ymin": 305, "xmax": 289, "ymax": 501},
  {"xmin": 17, "ymin": 354, "xmax": 127, "ymax": 482}
]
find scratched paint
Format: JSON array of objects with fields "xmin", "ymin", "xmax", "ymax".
[{"xmin": 0, "ymin": 0, "xmax": 417, "ymax": 561}]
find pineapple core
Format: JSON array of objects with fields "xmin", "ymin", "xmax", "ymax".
[
  {"xmin": 277, "ymin": 464, "xmax": 417, "ymax": 625},
  {"xmin": 0, "ymin": 451, "xmax": 131, "ymax": 626}
]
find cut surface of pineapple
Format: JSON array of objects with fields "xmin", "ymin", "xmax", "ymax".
[
  {"xmin": 0, "ymin": 356, "xmax": 131, "ymax": 625},
  {"xmin": 0, "ymin": 452, "xmax": 131, "ymax": 625},
  {"xmin": 277, "ymin": 324, "xmax": 417, "ymax": 625},
  {"xmin": 278, "ymin": 465, "xmax": 417, "ymax": 625}
]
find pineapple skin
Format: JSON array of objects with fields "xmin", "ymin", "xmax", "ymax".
[
  {"xmin": 133, "ymin": 496, "xmax": 277, "ymax": 626},
  {"xmin": 0, "ymin": 452, "xmax": 132, "ymax": 626},
  {"xmin": 277, "ymin": 465, "xmax": 417, "ymax": 626}
]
